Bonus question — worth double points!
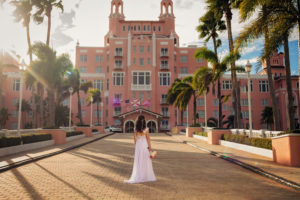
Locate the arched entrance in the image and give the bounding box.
[147,121,157,133]
[125,121,134,133]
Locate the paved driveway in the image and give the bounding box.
[0,133,299,199]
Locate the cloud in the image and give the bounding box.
[175,0,201,9]
[59,9,76,29]
[52,26,74,48]
[75,0,84,9]
[236,57,259,66]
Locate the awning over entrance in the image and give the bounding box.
[116,108,164,133]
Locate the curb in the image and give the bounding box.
[0,133,115,174]
[166,132,300,191]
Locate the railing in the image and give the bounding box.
[113,111,122,116]
[114,64,123,69]
[0,127,76,137]
[161,112,170,117]
[131,84,152,91]
[160,99,168,104]
[115,52,123,57]
[160,65,169,70]
[160,52,169,57]
[229,129,282,138]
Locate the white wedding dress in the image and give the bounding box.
[125,128,156,184]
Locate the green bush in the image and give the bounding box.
[42,126,59,129]
[190,123,201,127]
[0,133,52,148]
[76,124,89,127]
[66,131,83,137]
[222,134,272,150]
[194,132,208,137]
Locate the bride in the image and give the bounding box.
[125,115,156,184]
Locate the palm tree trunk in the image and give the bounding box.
[193,93,197,125]
[26,24,32,63]
[283,35,295,130]
[97,102,100,124]
[264,31,280,130]
[48,89,55,127]
[39,84,44,127]
[77,91,83,125]
[46,11,51,46]
[225,9,241,128]
[31,86,36,128]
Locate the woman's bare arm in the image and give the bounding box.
[145,129,152,151]
[134,132,137,144]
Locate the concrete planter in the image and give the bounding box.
[75,126,92,137]
[272,134,300,167]
[66,134,85,142]
[186,127,202,137]
[208,129,230,145]
[94,126,104,134]
[175,126,186,134]
[220,140,273,158]
[0,140,54,157]
[40,129,66,145]
[193,134,208,142]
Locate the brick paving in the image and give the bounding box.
[0,133,299,199]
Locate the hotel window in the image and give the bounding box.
[133,58,136,65]
[133,92,136,99]
[139,58,144,66]
[29,111,33,118]
[196,58,203,63]
[161,48,168,56]
[115,60,122,68]
[113,72,124,86]
[159,73,170,86]
[147,58,151,65]
[132,72,151,86]
[147,25,150,31]
[13,79,20,91]
[198,110,205,118]
[12,110,18,117]
[134,25,136,31]
[94,110,102,118]
[79,66,87,73]
[13,98,18,105]
[81,110,86,118]
[162,107,169,116]
[114,107,121,116]
[222,80,232,90]
[223,104,228,110]
[80,98,85,106]
[147,92,151,99]
[158,26,161,32]
[183,111,187,118]
[147,46,150,52]
[139,46,144,53]
[128,26,130,31]
[143,25,146,31]
[115,93,122,101]
[197,98,204,106]
[96,66,103,73]
[213,99,218,106]
[96,55,103,63]
[106,54,109,61]
[180,56,188,63]
[139,93,144,101]
[174,66,177,73]
[242,111,249,119]
[138,25,141,31]
[115,48,122,56]
[180,67,188,74]
[80,55,87,62]
[94,80,104,91]
[174,55,177,61]
[261,99,269,106]
[123,26,125,31]
[259,80,269,92]
[133,45,136,52]
[213,111,218,118]
[62,99,69,106]
[161,60,168,68]
[241,99,248,106]
[153,26,156,31]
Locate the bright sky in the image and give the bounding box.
[0,0,298,73]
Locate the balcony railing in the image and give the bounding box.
[113,111,122,116]
[131,84,152,91]
[160,126,170,130]
[160,52,169,57]
[160,64,169,70]
[160,99,168,104]
[161,112,170,117]
[115,52,123,57]
[114,64,123,69]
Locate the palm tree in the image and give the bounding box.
[11,0,33,63]
[16,99,31,127]
[223,115,234,129]
[86,89,101,125]
[32,0,64,46]
[196,10,226,128]
[29,42,72,127]
[66,68,92,125]
[0,108,10,129]
[24,71,38,128]
[206,0,242,128]
[235,0,289,130]
[261,106,274,130]
[194,47,234,128]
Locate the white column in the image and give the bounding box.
[152,33,156,67]
[17,71,24,144]
[247,72,252,137]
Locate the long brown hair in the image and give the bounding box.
[136,115,146,132]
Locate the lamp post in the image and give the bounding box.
[245,61,252,137]
[90,96,93,127]
[17,60,26,144]
[68,87,73,131]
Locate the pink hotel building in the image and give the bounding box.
[2,0,299,132]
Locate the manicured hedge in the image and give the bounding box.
[222,134,272,150]
[0,133,52,148]
[76,124,90,127]
[194,132,208,137]
[66,131,83,137]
